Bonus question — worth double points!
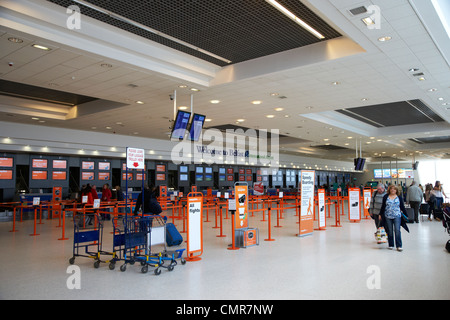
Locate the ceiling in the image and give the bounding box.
[0,0,449,165]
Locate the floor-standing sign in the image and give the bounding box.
[186,192,203,261]
[235,182,248,229]
[348,188,361,222]
[126,147,145,217]
[298,170,315,237]
[317,188,326,230]
[363,188,372,219]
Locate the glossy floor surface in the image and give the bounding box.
[1,205,449,300]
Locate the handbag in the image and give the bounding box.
[376,227,387,244]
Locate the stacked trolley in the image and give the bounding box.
[69,211,115,268]
[111,214,185,275]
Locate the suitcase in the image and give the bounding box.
[420,203,429,214]
[405,207,414,223]
[166,223,183,246]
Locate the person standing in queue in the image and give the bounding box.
[379,185,409,251]
[406,181,423,223]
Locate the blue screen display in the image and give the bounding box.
[188,113,206,141]
[171,111,191,140]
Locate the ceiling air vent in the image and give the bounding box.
[349,6,368,16]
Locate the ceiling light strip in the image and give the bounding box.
[71,0,232,64]
[265,0,325,39]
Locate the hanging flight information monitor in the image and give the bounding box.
[188,113,206,141]
[170,110,191,141]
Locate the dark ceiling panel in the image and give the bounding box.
[336,99,444,127]
[46,0,341,66]
[409,136,450,144]
[0,79,97,106]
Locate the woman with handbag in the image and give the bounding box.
[379,185,409,251]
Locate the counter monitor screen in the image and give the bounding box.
[170,110,191,141]
[188,113,206,141]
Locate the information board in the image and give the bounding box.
[348,188,361,221]
[299,170,315,237]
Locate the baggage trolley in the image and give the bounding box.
[111,215,160,273]
[145,215,186,274]
[69,212,115,268]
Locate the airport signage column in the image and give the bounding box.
[317,188,326,230]
[348,187,361,222]
[186,192,204,261]
[298,170,315,237]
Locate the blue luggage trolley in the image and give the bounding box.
[111,215,161,274]
[69,212,115,268]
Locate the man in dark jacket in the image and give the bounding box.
[133,185,161,215]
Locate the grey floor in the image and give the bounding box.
[1,205,449,300]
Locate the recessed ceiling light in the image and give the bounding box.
[105,126,112,129]
[8,37,23,43]
[284,115,290,118]
[178,85,187,88]
[378,36,392,42]
[178,106,188,110]
[31,117,39,120]
[409,68,419,72]
[347,136,353,139]
[237,119,245,122]
[428,88,437,92]
[332,81,339,85]
[362,17,375,26]
[136,100,144,104]
[265,0,325,39]
[270,93,279,96]
[418,77,426,81]
[31,44,51,51]
[361,98,369,101]
[323,138,329,141]
[274,107,284,111]
[210,100,220,104]
[91,126,97,129]
[205,118,212,122]
[438,97,444,101]
[190,88,200,92]
[266,115,275,118]
[251,100,262,105]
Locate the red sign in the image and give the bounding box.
[253,182,264,195]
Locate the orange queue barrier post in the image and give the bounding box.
[58,208,69,241]
[331,198,342,227]
[30,205,40,236]
[213,202,220,229]
[227,209,239,251]
[264,202,275,241]
[274,200,282,228]
[216,202,226,238]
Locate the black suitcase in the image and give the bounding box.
[405,207,415,223]
[420,203,429,214]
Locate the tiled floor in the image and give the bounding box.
[1,206,449,300]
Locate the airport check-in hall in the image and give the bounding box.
[0,0,449,302]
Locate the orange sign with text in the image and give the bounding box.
[235,184,248,229]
